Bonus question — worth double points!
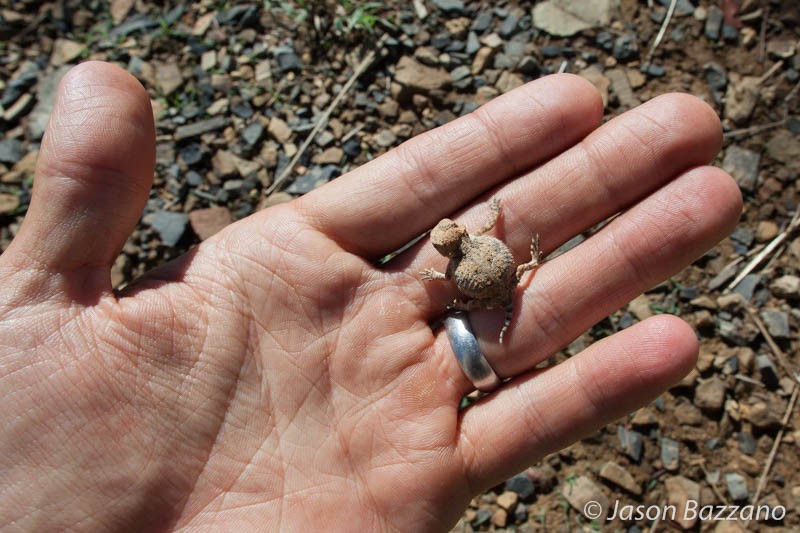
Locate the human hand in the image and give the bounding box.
[0,62,740,531]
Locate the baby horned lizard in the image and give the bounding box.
[420,198,541,343]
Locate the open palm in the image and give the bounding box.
[0,62,740,531]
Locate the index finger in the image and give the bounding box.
[294,74,603,260]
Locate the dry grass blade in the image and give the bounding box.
[643,0,678,68]
[746,306,799,384]
[265,34,388,196]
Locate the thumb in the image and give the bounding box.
[2,61,155,300]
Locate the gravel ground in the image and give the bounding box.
[1,1,799,531]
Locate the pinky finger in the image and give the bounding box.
[456,314,697,492]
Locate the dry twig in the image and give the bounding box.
[643,0,678,68]
[751,385,799,506]
[746,306,799,384]
[726,209,800,292]
[265,34,388,196]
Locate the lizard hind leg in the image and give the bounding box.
[516,233,542,282]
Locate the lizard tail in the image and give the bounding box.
[499,304,513,344]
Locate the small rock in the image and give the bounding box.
[147,211,188,247]
[767,38,797,60]
[579,66,610,107]
[242,122,265,151]
[760,309,790,339]
[154,62,183,96]
[743,396,784,430]
[771,275,800,299]
[695,377,726,411]
[606,68,639,109]
[0,139,23,164]
[717,292,746,312]
[612,34,639,61]
[665,476,700,529]
[51,38,84,66]
[275,49,303,72]
[189,207,232,240]
[561,476,609,521]
[506,472,535,499]
[725,472,749,501]
[765,130,800,171]
[631,407,659,427]
[724,76,759,125]
[496,490,518,510]
[756,354,780,389]
[315,130,335,148]
[718,318,759,346]
[179,143,203,166]
[374,129,397,148]
[201,50,217,71]
[490,508,508,528]
[628,294,653,321]
[479,32,504,48]
[657,0,694,16]
[737,432,757,455]
[532,0,616,37]
[721,146,760,191]
[471,11,493,32]
[174,116,228,141]
[517,56,541,75]
[268,117,293,144]
[732,274,761,301]
[473,508,491,527]
[495,71,524,93]
[705,5,723,40]
[617,426,644,462]
[599,461,641,495]
[394,56,452,94]
[471,46,496,74]
[286,165,339,194]
[499,13,520,37]
[0,193,20,215]
[661,437,680,471]
[212,150,239,178]
[675,400,704,426]
[432,0,465,14]
[755,220,779,243]
[312,147,343,165]
[28,66,71,140]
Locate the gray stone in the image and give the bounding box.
[733,274,761,301]
[661,437,680,471]
[505,473,535,499]
[756,354,780,389]
[466,31,481,54]
[532,0,616,37]
[432,0,465,14]
[174,116,228,141]
[705,5,723,40]
[0,139,23,164]
[658,0,694,16]
[471,12,493,32]
[286,165,339,194]
[765,130,800,171]
[725,472,749,501]
[618,426,644,462]
[737,432,757,455]
[178,143,203,166]
[147,211,188,247]
[613,33,639,61]
[724,76,759,125]
[722,146,760,191]
[760,310,790,339]
[517,56,541,75]
[499,14,519,37]
[718,317,759,346]
[242,122,265,150]
[28,66,71,140]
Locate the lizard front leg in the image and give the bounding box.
[474,197,501,236]
[516,233,541,282]
[420,268,448,281]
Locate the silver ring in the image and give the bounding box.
[444,311,501,392]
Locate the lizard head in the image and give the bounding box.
[430,219,466,258]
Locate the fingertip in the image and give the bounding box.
[634,314,699,383]
[645,92,724,160]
